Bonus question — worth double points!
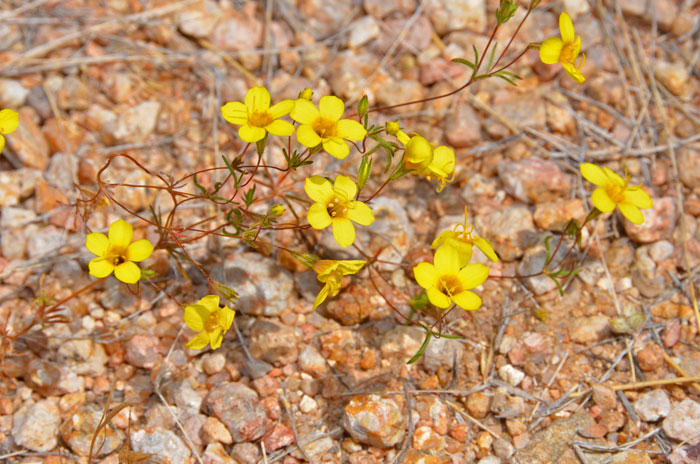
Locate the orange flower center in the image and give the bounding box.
[249,110,273,128]
[105,247,127,266]
[439,274,463,297]
[605,183,626,204]
[204,311,220,333]
[560,43,577,64]
[326,196,349,219]
[312,117,337,139]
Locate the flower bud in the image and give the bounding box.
[298,88,313,100]
[268,204,285,217]
[385,121,400,136]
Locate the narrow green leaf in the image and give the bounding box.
[407,330,431,364]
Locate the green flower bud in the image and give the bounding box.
[268,204,285,217]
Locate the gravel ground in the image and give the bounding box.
[0,0,699,464]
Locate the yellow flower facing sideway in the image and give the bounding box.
[413,246,490,310]
[432,207,498,267]
[392,126,454,191]
[305,175,375,248]
[184,295,235,350]
[221,86,294,143]
[539,12,586,83]
[290,95,367,159]
[312,259,366,308]
[423,145,455,192]
[86,219,154,284]
[580,163,653,225]
[0,108,19,154]
[396,130,433,173]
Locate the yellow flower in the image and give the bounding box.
[413,246,489,310]
[396,130,433,173]
[0,108,19,154]
[305,175,375,248]
[290,95,367,159]
[423,145,455,192]
[184,295,235,350]
[221,86,295,143]
[580,163,653,225]
[539,12,586,83]
[312,259,366,308]
[432,207,498,266]
[86,219,154,284]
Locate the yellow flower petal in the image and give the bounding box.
[603,167,624,187]
[337,260,366,274]
[114,261,141,284]
[199,295,221,312]
[473,236,499,263]
[221,101,248,126]
[308,203,332,229]
[86,232,110,256]
[396,130,410,145]
[318,95,344,122]
[218,306,235,332]
[624,188,653,209]
[580,163,608,186]
[332,217,356,248]
[434,246,461,274]
[290,99,319,125]
[559,12,575,43]
[108,220,133,251]
[185,331,210,350]
[0,135,4,154]
[305,176,334,203]
[126,239,154,262]
[561,62,586,83]
[453,290,482,311]
[184,304,210,332]
[457,263,489,290]
[431,146,455,175]
[431,231,453,249]
[245,86,270,112]
[313,283,331,309]
[268,99,294,119]
[296,124,322,147]
[322,137,350,159]
[333,175,357,200]
[618,203,645,225]
[89,257,115,278]
[238,124,267,143]
[265,119,294,137]
[592,187,616,212]
[209,328,224,350]
[446,240,473,267]
[0,109,19,134]
[405,136,433,166]
[336,119,367,141]
[571,35,582,59]
[539,36,564,64]
[427,287,451,308]
[413,262,438,289]
[347,201,374,226]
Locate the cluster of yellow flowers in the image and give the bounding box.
[221,87,366,160]
[62,8,655,353]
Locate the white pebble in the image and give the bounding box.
[299,395,317,414]
[498,364,525,387]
